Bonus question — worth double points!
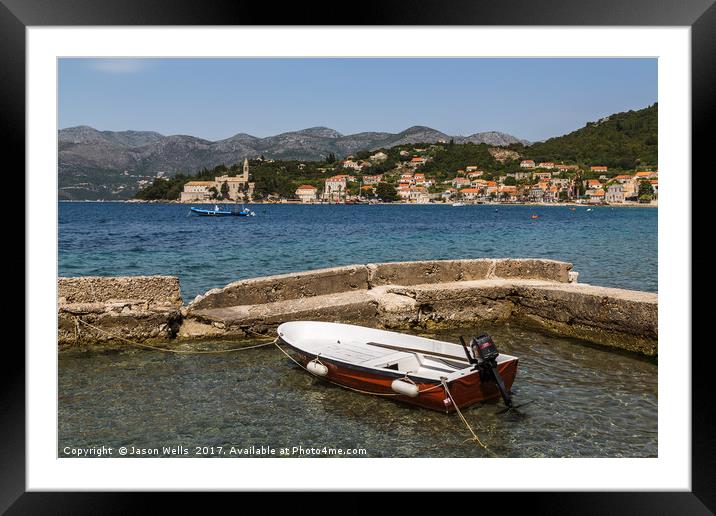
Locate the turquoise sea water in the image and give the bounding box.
[59,202,657,300]
[58,202,658,458]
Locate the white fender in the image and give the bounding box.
[307,360,328,377]
[391,378,419,398]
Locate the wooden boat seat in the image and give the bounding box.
[318,340,419,370]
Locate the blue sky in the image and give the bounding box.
[58,58,657,142]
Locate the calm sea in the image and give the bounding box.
[59,324,657,458]
[59,202,657,300]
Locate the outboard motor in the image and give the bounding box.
[470,334,513,408]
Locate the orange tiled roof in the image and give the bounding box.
[185,181,214,186]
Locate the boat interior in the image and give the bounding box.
[279,321,517,382]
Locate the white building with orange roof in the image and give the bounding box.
[535,171,552,181]
[452,177,472,188]
[520,160,535,169]
[588,188,606,203]
[362,174,383,185]
[295,185,318,203]
[544,185,560,202]
[613,174,634,184]
[537,162,555,169]
[459,187,480,201]
[506,171,531,181]
[408,186,430,203]
[556,164,580,172]
[407,156,428,168]
[499,185,518,201]
[550,177,570,188]
[396,184,412,200]
[590,165,608,173]
[649,179,658,198]
[323,175,348,201]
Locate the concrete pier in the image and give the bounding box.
[58,259,658,356]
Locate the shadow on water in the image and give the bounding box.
[58,323,657,458]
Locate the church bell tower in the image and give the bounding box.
[242,158,249,181]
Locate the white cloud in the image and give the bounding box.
[88,59,153,74]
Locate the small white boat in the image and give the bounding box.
[277,321,518,412]
[452,202,466,207]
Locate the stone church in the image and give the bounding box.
[180,159,256,202]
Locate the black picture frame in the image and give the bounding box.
[6,0,712,511]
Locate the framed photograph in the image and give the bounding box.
[8,0,712,510]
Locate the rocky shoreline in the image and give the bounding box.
[58,259,658,356]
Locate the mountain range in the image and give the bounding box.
[58,125,528,200]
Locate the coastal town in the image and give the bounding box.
[175,149,658,206]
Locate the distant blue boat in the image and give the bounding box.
[190,205,255,217]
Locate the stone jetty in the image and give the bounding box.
[58,259,658,356]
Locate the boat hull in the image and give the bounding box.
[190,207,251,217]
[279,337,518,413]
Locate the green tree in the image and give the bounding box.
[638,179,654,203]
[220,181,230,200]
[503,176,517,186]
[375,182,398,202]
[638,179,654,197]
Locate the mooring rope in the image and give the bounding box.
[72,317,493,451]
[441,378,491,452]
[73,317,275,354]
